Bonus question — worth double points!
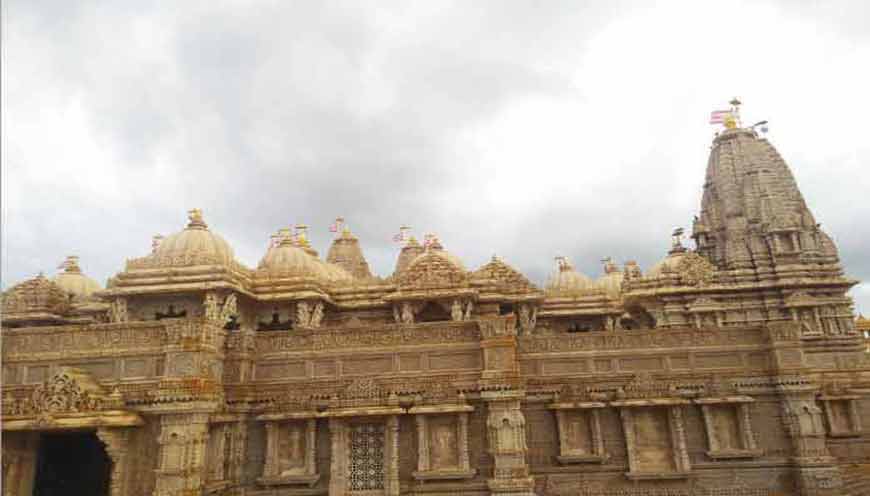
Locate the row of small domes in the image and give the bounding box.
[48,209,687,296]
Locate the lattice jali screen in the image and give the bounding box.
[349,423,385,491]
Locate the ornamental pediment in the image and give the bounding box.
[397,252,469,290]
[471,257,537,292]
[1,275,70,317]
[2,367,142,430]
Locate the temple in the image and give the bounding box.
[3,110,869,496]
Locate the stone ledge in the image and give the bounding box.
[706,449,763,460]
[556,454,608,464]
[625,471,691,481]
[412,468,477,481]
[257,473,320,487]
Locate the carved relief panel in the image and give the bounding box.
[413,412,475,480]
[552,405,607,464]
[259,419,318,487]
[820,397,862,437]
[618,405,691,479]
[696,398,761,459]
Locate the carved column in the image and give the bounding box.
[778,385,844,496]
[416,415,430,471]
[328,418,348,495]
[458,412,471,470]
[483,390,535,496]
[1,432,39,496]
[385,415,400,496]
[97,427,132,496]
[153,413,210,496]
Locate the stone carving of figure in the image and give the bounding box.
[517,304,537,335]
[220,294,238,324]
[799,309,816,336]
[431,422,457,469]
[451,299,463,321]
[464,300,473,320]
[393,305,401,324]
[401,302,415,324]
[296,302,311,327]
[203,292,221,321]
[310,302,324,328]
[109,298,128,323]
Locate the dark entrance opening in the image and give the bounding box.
[34,431,111,496]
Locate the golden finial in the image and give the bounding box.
[295,224,310,246]
[725,97,742,129]
[187,208,206,229]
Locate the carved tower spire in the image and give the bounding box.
[692,115,841,277]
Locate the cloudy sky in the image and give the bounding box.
[3,1,869,313]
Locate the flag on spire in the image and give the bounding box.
[709,109,731,124]
[329,217,344,233]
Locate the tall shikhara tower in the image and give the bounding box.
[693,126,841,277]
[626,114,858,336]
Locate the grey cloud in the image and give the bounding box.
[3,0,868,315]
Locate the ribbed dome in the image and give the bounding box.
[647,248,687,278]
[258,236,351,282]
[53,256,101,299]
[546,258,593,292]
[153,209,235,265]
[594,259,623,297]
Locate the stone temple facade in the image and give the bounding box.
[2,123,870,496]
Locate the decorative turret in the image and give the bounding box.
[394,236,424,275]
[53,256,101,300]
[692,103,840,274]
[326,226,373,279]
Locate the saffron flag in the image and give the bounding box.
[709,110,731,124]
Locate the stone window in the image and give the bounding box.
[412,412,475,481]
[328,416,400,496]
[550,403,607,464]
[258,419,319,487]
[696,397,762,459]
[819,396,862,437]
[615,402,691,480]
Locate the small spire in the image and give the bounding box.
[555,256,573,271]
[277,228,294,246]
[670,227,687,254]
[58,255,82,273]
[151,234,164,254]
[186,208,207,229]
[295,224,310,246]
[601,256,619,274]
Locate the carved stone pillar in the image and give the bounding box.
[328,418,348,495]
[779,386,844,496]
[1,432,39,496]
[153,413,210,496]
[97,427,132,496]
[385,415,400,496]
[483,390,535,496]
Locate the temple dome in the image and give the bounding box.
[595,258,623,297]
[646,248,687,278]
[546,258,593,292]
[258,235,351,282]
[53,256,101,299]
[152,209,235,266]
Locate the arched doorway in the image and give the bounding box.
[33,431,111,496]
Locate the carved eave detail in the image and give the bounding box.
[2,368,143,431]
